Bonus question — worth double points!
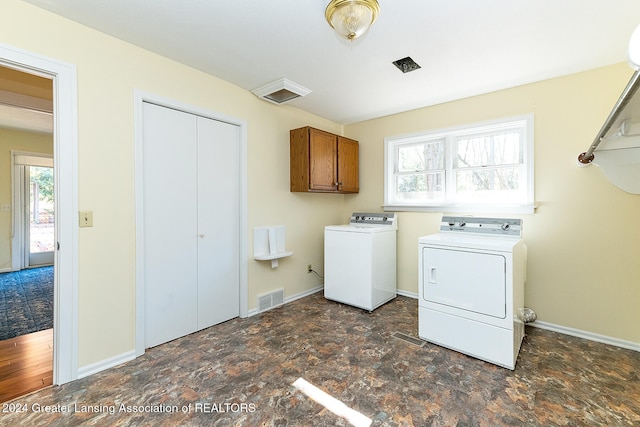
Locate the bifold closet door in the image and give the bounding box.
[142,103,240,349]
[143,103,199,347]
[196,116,240,328]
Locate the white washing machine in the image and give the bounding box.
[324,213,397,311]
[418,216,527,369]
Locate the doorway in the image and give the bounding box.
[0,67,55,401]
[0,45,79,388]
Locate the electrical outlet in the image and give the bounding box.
[307,264,312,273]
[79,210,93,228]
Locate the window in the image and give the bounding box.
[384,115,534,213]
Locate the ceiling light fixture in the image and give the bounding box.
[325,0,380,41]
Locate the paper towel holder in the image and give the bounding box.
[253,226,293,268]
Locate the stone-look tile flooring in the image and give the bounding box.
[1,293,639,426]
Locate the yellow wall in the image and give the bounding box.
[0,128,53,269]
[345,63,640,343]
[2,0,638,373]
[1,0,347,367]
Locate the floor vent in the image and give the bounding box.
[257,288,285,312]
[392,331,425,347]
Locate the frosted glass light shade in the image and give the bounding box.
[325,0,380,41]
[630,24,640,69]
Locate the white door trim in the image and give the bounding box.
[133,90,248,357]
[0,43,79,384]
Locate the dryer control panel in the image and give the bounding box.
[440,216,522,237]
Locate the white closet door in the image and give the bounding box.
[143,103,241,348]
[143,102,199,348]
[196,116,240,327]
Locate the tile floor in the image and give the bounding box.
[1,293,639,426]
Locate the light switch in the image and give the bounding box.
[79,211,93,227]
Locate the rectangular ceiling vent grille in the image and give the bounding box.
[265,88,300,104]
[392,56,421,73]
[252,78,311,104]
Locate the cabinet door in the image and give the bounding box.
[309,128,338,191]
[337,136,359,193]
[289,127,310,192]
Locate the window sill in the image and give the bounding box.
[382,204,537,215]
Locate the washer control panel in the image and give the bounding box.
[440,216,522,237]
[349,212,397,227]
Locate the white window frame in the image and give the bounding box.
[383,114,535,214]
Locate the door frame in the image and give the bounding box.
[0,43,79,384]
[133,90,248,357]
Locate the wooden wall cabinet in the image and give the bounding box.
[290,126,359,193]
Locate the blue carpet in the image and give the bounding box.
[0,266,53,340]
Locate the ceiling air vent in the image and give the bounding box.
[251,78,311,104]
[392,56,421,73]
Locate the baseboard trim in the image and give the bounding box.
[397,291,638,352]
[77,349,136,379]
[79,289,637,381]
[247,285,324,317]
[397,289,418,299]
[81,287,324,378]
[528,320,640,352]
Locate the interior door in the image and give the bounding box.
[143,103,199,347]
[143,102,240,348]
[196,116,240,328]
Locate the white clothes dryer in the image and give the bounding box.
[418,216,527,369]
[324,213,397,311]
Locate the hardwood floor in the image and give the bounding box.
[0,328,52,403]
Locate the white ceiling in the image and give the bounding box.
[0,104,52,133]
[22,0,640,124]
[0,88,53,133]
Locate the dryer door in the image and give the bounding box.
[422,247,506,318]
